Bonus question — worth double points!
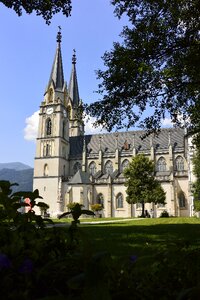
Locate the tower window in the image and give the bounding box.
[44,164,49,176]
[46,118,52,136]
[44,144,51,157]
[62,121,66,138]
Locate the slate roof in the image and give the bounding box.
[69,169,91,184]
[69,128,185,159]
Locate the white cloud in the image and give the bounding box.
[24,111,106,142]
[24,110,39,141]
[84,116,107,135]
[161,117,173,127]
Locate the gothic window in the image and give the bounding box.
[121,159,129,172]
[97,193,104,208]
[178,192,186,208]
[89,161,97,176]
[104,160,113,175]
[157,157,166,172]
[46,118,52,136]
[175,156,184,171]
[44,164,49,176]
[62,121,66,138]
[63,165,66,178]
[116,193,123,208]
[73,162,81,174]
[44,143,51,157]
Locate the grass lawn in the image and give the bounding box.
[75,217,200,260]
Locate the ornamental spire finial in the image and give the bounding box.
[57,26,62,44]
[72,49,76,64]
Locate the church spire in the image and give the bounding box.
[68,49,80,107]
[47,27,65,91]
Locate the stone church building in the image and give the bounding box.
[33,31,195,218]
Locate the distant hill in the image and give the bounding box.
[0,162,32,171]
[0,163,33,192]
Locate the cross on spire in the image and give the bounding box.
[57,26,62,44]
[72,49,76,64]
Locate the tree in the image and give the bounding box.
[124,154,166,217]
[86,0,200,133]
[0,0,72,24]
[192,136,200,210]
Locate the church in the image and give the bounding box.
[33,30,195,218]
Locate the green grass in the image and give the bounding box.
[76,217,200,260]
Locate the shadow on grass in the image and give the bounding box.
[80,222,200,260]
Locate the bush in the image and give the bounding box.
[160,210,169,217]
[194,200,200,212]
[90,204,103,212]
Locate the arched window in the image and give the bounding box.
[63,165,66,178]
[89,161,97,176]
[44,143,51,157]
[104,160,113,175]
[73,162,81,174]
[116,193,123,208]
[97,193,104,208]
[175,156,184,171]
[178,192,186,208]
[62,121,66,138]
[121,159,129,172]
[157,157,166,172]
[46,118,52,136]
[44,164,48,176]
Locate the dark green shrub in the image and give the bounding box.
[159,210,169,217]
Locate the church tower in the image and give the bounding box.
[33,29,69,216]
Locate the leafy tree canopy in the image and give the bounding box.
[86,0,200,132]
[124,154,166,216]
[0,0,72,24]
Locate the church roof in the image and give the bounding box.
[47,29,65,91]
[68,50,80,107]
[69,169,91,184]
[69,128,185,158]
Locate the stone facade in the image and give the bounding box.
[33,32,195,218]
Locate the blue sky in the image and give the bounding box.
[0,0,172,167]
[0,1,127,167]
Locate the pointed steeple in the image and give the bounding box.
[48,27,65,91]
[68,49,80,107]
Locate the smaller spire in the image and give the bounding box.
[69,49,80,107]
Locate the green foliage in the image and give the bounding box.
[194,200,200,212]
[86,0,200,132]
[159,210,170,218]
[91,204,103,212]
[1,180,200,299]
[124,155,166,215]
[60,203,94,223]
[1,0,72,24]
